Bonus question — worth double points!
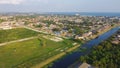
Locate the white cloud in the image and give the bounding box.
[0,0,25,5]
[29,0,49,4]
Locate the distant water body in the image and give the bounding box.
[45,12,120,17]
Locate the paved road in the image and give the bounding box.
[23,26,49,34]
[23,26,67,39]
[0,26,48,47]
[0,36,37,46]
[0,26,59,47]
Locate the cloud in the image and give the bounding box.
[0,0,49,5]
[29,0,49,4]
[0,0,25,5]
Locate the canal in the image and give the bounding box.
[49,27,120,68]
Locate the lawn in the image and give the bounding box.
[0,37,74,68]
[0,28,40,43]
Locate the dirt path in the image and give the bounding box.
[0,36,37,46]
[89,25,119,39]
[23,26,49,34]
[32,44,80,68]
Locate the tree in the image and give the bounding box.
[52,28,60,32]
[0,19,4,23]
[38,38,46,47]
[79,35,120,68]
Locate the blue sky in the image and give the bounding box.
[0,0,120,12]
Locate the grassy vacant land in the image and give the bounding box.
[0,36,74,68]
[0,28,39,43]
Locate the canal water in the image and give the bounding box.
[49,27,120,68]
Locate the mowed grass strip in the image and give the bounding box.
[0,37,74,68]
[0,28,40,43]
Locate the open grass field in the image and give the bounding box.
[0,28,40,43]
[0,36,74,68]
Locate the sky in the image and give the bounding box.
[0,0,120,12]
